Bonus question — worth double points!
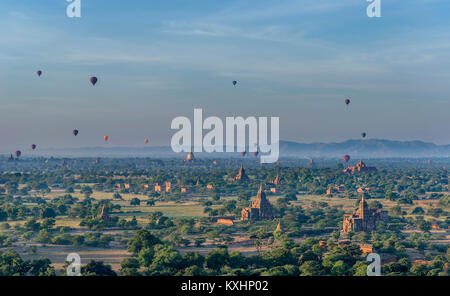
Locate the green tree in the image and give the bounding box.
[331,260,349,276]
[127,229,161,255]
[30,258,56,276]
[184,265,205,276]
[130,198,141,206]
[149,245,183,273]
[299,261,323,276]
[0,250,30,276]
[181,252,205,269]
[389,205,402,217]
[0,209,7,222]
[138,248,155,267]
[80,186,93,199]
[120,258,140,276]
[36,229,52,244]
[81,260,117,276]
[411,207,425,215]
[352,261,368,276]
[206,248,229,271]
[41,218,56,229]
[41,208,57,219]
[24,218,41,232]
[113,193,123,200]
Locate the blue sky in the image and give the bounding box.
[1,0,450,152]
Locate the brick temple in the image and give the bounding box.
[241,185,274,220]
[343,160,377,174]
[234,162,249,182]
[342,194,387,233]
[184,152,195,162]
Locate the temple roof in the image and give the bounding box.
[357,194,369,218]
[274,174,280,185]
[185,152,195,161]
[252,184,268,207]
[276,220,283,231]
[235,162,249,181]
[356,160,366,167]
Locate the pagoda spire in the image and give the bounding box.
[255,183,268,203]
[276,219,283,232]
[359,193,368,218]
[234,161,249,181]
[185,151,195,162]
[274,174,281,186]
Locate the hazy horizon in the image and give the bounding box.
[2,138,449,159]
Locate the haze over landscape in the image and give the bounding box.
[20,139,450,158]
[1,0,450,153]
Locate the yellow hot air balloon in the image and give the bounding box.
[144,138,149,144]
[104,136,109,142]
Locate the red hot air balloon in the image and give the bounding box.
[15,151,22,158]
[343,155,350,163]
[104,136,109,142]
[31,144,37,150]
[90,77,98,86]
[37,70,42,77]
[73,129,79,136]
[345,99,350,105]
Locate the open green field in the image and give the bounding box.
[117,202,208,218]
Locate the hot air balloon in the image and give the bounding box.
[15,151,21,158]
[361,132,367,138]
[73,129,79,136]
[343,155,350,163]
[232,80,237,86]
[144,138,149,144]
[104,136,109,142]
[345,99,350,105]
[31,144,37,150]
[90,77,98,86]
[37,70,42,77]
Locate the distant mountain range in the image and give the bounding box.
[16,139,450,158]
[279,139,450,158]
